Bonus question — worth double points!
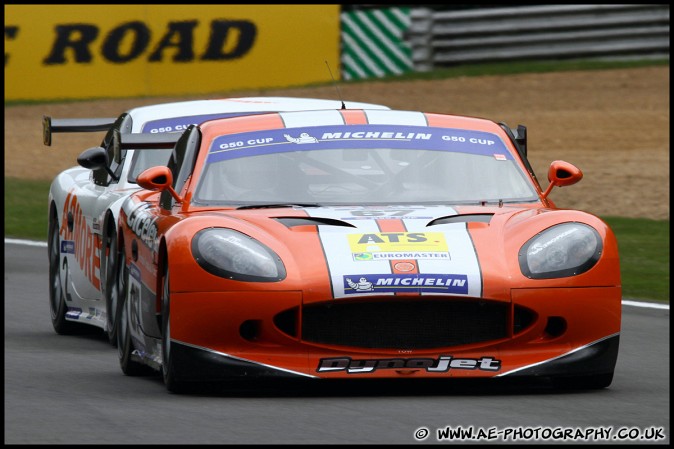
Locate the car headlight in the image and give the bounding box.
[519,223,602,279]
[192,228,286,282]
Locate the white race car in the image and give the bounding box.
[46,97,390,345]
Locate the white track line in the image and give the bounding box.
[621,300,669,310]
[5,238,669,310]
[6,238,47,247]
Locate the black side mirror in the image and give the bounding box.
[77,146,119,181]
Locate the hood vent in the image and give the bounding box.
[427,214,493,226]
[274,217,356,229]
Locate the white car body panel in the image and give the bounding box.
[48,97,389,332]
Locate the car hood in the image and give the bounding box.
[190,203,601,302]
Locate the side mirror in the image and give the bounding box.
[136,166,182,203]
[77,146,108,170]
[77,146,119,181]
[541,160,583,200]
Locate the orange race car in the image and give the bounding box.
[114,107,621,393]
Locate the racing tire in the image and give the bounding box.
[48,211,78,334]
[161,263,184,393]
[117,248,152,376]
[104,229,122,346]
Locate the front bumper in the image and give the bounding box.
[168,333,619,385]
[168,286,621,383]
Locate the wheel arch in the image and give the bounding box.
[48,168,86,226]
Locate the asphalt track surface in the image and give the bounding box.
[5,242,670,444]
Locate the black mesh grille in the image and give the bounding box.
[300,298,509,349]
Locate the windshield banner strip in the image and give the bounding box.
[142,112,272,134]
[207,125,511,163]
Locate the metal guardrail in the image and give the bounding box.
[407,4,669,71]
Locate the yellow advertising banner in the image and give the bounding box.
[5,5,341,101]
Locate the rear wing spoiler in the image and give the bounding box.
[74,129,184,182]
[42,116,116,146]
[111,129,183,163]
[44,113,183,164]
[112,129,182,150]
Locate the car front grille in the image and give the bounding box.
[274,298,520,350]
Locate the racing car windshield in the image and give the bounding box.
[194,125,539,206]
[128,112,278,183]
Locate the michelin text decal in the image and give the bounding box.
[208,125,509,163]
[343,274,468,294]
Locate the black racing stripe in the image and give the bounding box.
[462,221,484,298]
[303,209,336,299]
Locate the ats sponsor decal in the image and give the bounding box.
[124,201,159,253]
[349,232,449,261]
[317,355,501,374]
[60,190,101,290]
[207,125,509,163]
[344,274,468,295]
